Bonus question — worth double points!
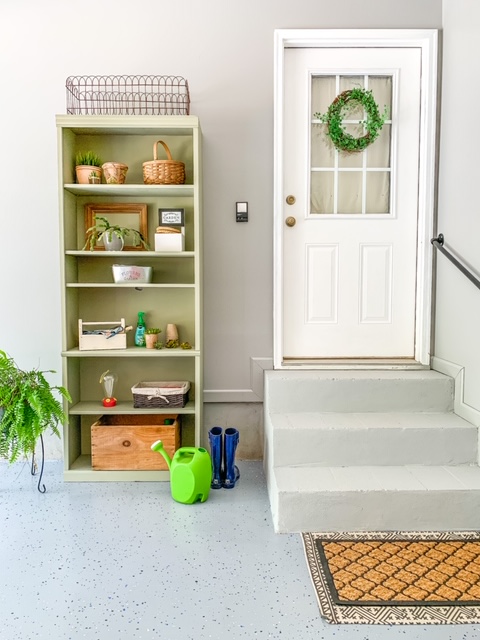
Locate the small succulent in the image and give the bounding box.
[146,328,161,335]
[75,150,102,167]
[180,342,192,350]
[165,339,179,349]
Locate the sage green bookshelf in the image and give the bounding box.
[56,115,202,481]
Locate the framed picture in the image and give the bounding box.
[158,208,185,227]
[85,203,148,251]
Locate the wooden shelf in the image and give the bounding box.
[63,183,194,197]
[66,283,196,288]
[65,455,170,482]
[62,347,199,357]
[69,401,197,415]
[65,250,195,258]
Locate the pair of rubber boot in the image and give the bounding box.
[208,427,240,489]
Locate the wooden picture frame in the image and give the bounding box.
[85,203,148,251]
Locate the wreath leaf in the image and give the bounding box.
[314,88,388,153]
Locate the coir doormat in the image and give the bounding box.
[302,531,480,624]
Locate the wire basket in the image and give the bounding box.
[66,75,190,115]
[143,140,185,185]
[131,381,190,408]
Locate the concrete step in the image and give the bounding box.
[268,411,477,467]
[270,464,480,533]
[264,370,454,413]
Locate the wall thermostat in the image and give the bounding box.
[236,202,248,222]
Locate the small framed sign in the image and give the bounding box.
[158,208,185,227]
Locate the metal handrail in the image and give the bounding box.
[431,234,480,291]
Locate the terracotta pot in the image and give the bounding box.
[76,165,102,185]
[166,324,179,341]
[102,162,128,184]
[145,333,159,349]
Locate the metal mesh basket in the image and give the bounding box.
[66,75,190,115]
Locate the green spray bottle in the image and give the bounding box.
[135,311,146,347]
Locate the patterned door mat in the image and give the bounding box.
[302,531,480,624]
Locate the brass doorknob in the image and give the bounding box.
[285,216,296,227]
[286,195,296,205]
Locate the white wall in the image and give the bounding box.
[435,0,480,417]
[0,0,442,457]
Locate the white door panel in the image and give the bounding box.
[283,47,421,359]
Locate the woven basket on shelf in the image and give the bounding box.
[142,140,185,185]
[131,381,190,408]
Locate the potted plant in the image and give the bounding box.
[83,215,150,251]
[75,151,102,184]
[145,328,161,349]
[0,350,71,485]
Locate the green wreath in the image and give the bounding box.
[314,88,387,153]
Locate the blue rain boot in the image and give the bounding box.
[222,427,240,489]
[208,426,224,489]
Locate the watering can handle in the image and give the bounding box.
[177,447,199,456]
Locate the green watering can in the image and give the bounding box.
[151,440,212,504]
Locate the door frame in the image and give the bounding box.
[273,29,438,369]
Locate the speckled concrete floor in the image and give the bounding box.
[1,460,480,640]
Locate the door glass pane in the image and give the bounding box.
[311,76,336,118]
[366,172,390,213]
[311,123,334,167]
[367,124,391,168]
[338,172,363,214]
[368,76,392,116]
[311,172,334,214]
[339,75,364,96]
[338,124,364,168]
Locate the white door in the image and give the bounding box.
[274,31,437,367]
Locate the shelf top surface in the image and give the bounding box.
[63,347,199,357]
[66,250,194,258]
[63,183,194,196]
[56,114,200,135]
[69,400,196,415]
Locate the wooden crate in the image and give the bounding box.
[91,414,180,471]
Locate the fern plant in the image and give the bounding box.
[0,351,71,463]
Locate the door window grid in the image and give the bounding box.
[310,74,393,216]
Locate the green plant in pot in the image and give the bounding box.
[83,215,150,251]
[0,350,71,490]
[145,328,161,349]
[75,150,102,184]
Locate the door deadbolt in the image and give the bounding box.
[285,216,296,227]
[286,195,296,205]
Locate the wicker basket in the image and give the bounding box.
[142,140,185,185]
[131,381,190,408]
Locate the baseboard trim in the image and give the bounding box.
[203,357,273,403]
[431,356,480,427]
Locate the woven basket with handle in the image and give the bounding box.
[142,140,185,185]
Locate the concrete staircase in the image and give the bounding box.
[264,370,480,533]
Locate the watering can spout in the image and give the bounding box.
[151,440,172,470]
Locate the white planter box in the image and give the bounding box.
[112,265,152,283]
